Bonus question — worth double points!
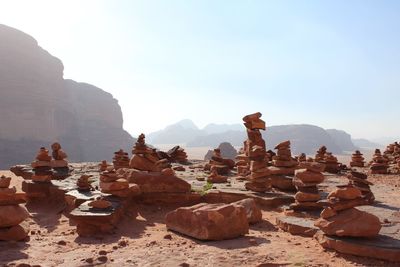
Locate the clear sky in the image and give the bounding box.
[1,0,400,140]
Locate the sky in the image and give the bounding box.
[1,0,400,140]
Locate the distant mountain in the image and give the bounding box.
[352,138,382,149]
[203,123,243,134]
[147,119,359,155]
[0,24,134,168]
[147,119,205,144]
[326,129,357,152]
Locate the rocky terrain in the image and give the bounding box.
[0,24,134,168]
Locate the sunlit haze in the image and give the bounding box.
[1,0,400,140]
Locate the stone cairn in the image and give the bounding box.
[113,149,130,170]
[167,146,188,163]
[315,181,381,238]
[347,171,374,204]
[31,147,53,182]
[50,142,69,170]
[207,165,228,183]
[350,150,365,167]
[323,152,340,173]
[76,175,93,192]
[271,140,298,175]
[130,133,170,172]
[369,149,389,174]
[0,175,30,241]
[242,112,271,193]
[315,146,327,163]
[99,170,131,197]
[99,160,110,172]
[205,148,235,175]
[236,146,250,177]
[291,162,325,211]
[297,153,307,163]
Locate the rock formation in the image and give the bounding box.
[315,146,327,163]
[315,183,381,237]
[204,142,237,161]
[347,171,374,203]
[369,149,389,174]
[0,24,134,168]
[297,153,307,163]
[204,148,235,175]
[350,150,365,167]
[0,175,29,241]
[269,140,298,175]
[291,162,325,211]
[31,147,53,182]
[112,149,130,170]
[242,113,272,193]
[324,152,340,173]
[167,146,188,163]
[99,170,139,198]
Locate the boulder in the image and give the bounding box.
[315,208,381,237]
[117,169,191,193]
[232,198,262,224]
[165,203,249,240]
[0,221,29,241]
[295,169,324,183]
[0,205,29,227]
[328,187,362,200]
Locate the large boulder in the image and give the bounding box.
[165,203,249,240]
[0,205,29,227]
[232,198,262,224]
[315,208,381,237]
[117,168,191,193]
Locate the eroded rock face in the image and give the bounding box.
[314,208,381,237]
[165,203,249,240]
[0,24,134,168]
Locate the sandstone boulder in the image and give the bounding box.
[315,208,381,237]
[232,198,262,224]
[165,203,249,240]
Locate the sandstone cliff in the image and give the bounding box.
[0,24,134,168]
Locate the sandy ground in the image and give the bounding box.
[1,169,399,267]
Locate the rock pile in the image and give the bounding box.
[369,149,389,174]
[242,113,271,193]
[207,166,228,183]
[31,147,53,182]
[0,175,29,241]
[167,146,188,163]
[130,134,170,171]
[99,160,110,172]
[315,146,327,163]
[291,162,325,211]
[77,175,93,192]
[324,152,340,173]
[50,142,69,170]
[297,153,307,163]
[113,149,130,169]
[350,150,365,167]
[99,170,139,198]
[347,171,374,204]
[315,185,381,237]
[270,140,298,175]
[205,148,235,175]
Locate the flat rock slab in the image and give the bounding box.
[276,216,318,237]
[315,230,400,262]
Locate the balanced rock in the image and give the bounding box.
[369,149,389,174]
[165,203,249,240]
[112,149,130,169]
[350,150,365,167]
[0,205,29,228]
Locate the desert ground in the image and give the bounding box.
[1,160,399,267]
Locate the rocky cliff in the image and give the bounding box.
[0,24,134,168]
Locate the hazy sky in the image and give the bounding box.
[1,0,400,139]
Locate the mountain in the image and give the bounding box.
[147,119,204,144]
[326,129,357,152]
[0,24,134,168]
[352,138,382,149]
[203,123,243,134]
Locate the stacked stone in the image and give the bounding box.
[350,150,365,167]
[113,149,130,169]
[315,146,327,163]
[369,149,389,174]
[130,134,170,172]
[167,146,188,163]
[99,170,130,197]
[242,112,271,193]
[0,176,29,241]
[324,152,340,173]
[50,142,69,170]
[207,166,228,183]
[99,160,110,172]
[76,175,93,192]
[315,181,381,238]
[297,153,307,163]
[347,171,374,204]
[236,145,250,176]
[205,148,235,175]
[291,162,325,211]
[31,147,53,182]
[271,140,298,175]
